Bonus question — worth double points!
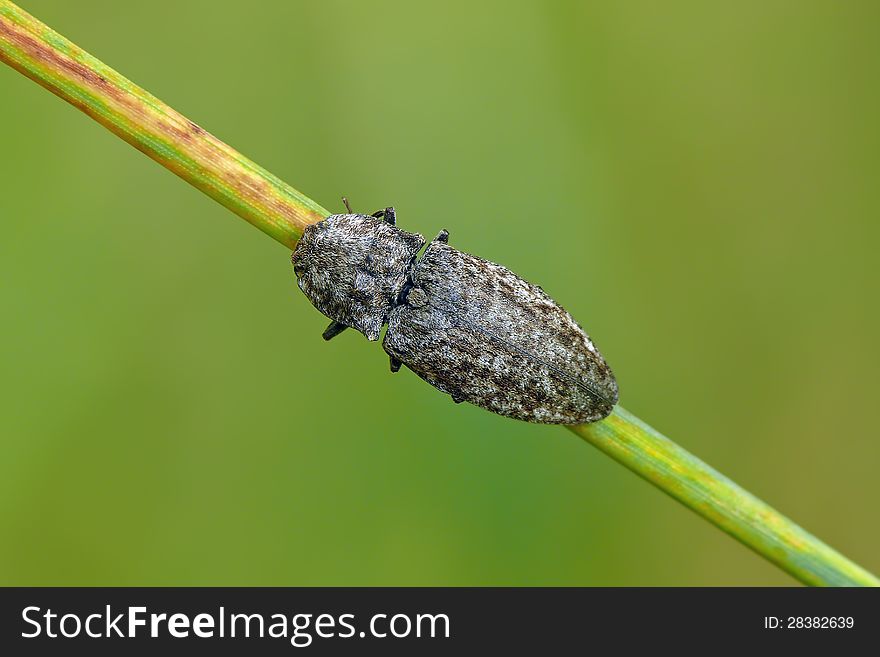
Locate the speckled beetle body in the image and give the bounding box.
[291,203,618,424]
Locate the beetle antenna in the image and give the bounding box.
[342,196,353,213]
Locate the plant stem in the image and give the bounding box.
[571,409,878,586]
[1,0,876,586]
[0,1,327,249]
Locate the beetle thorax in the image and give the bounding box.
[291,214,425,340]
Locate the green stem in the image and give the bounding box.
[0,0,327,249]
[571,409,878,586]
[1,0,876,586]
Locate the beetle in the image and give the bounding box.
[291,199,618,424]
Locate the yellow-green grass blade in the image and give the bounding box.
[0,0,328,249]
[572,408,878,586]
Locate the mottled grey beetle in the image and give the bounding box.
[291,199,618,424]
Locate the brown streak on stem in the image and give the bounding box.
[0,17,117,97]
[0,12,322,244]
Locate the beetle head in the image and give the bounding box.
[292,214,425,340]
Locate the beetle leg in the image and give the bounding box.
[341,196,354,213]
[372,207,396,226]
[389,356,402,373]
[434,229,449,244]
[322,321,348,341]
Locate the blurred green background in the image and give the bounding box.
[2,0,878,586]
